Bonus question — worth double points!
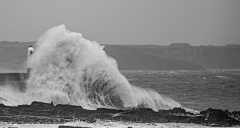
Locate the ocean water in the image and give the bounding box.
[0,25,239,113]
[122,70,240,112]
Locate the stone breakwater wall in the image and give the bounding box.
[0,72,29,91]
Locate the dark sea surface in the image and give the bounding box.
[121,70,240,112]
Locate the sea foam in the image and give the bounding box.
[1,25,181,111]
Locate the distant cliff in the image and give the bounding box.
[104,45,203,70]
[0,41,240,71]
[127,44,240,69]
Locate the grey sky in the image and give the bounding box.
[0,0,239,46]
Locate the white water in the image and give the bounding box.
[0,25,181,111]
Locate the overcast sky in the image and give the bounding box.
[0,0,239,46]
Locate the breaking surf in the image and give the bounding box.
[0,25,181,112]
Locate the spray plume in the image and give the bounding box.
[2,25,181,111]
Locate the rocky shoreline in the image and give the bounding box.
[0,101,239,127]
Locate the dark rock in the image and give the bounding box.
[30,101,55,110]
[232,111,240,121]
[0,101,239,126]
[201,108,240,126]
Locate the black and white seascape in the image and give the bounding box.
[0,25,240,128]
[0,25,181,110]
[0,1,240,128]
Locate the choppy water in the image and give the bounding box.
[122,70,240,112]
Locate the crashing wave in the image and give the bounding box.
[1,25,181,111]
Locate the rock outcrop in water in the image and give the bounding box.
[0,101,239,127]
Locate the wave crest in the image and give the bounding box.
[4,25,181,111]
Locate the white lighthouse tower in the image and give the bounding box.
[27,46,34,73]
